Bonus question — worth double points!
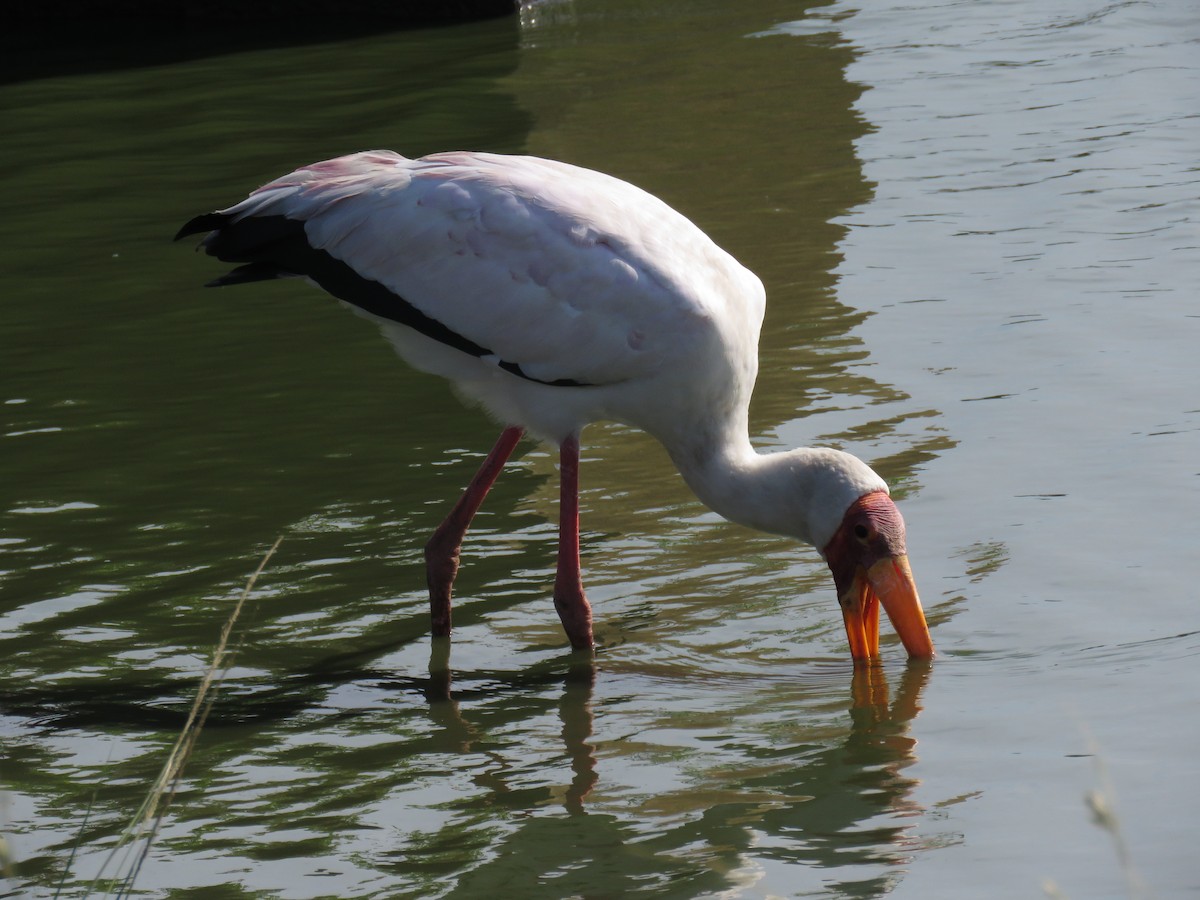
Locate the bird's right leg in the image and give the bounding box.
[553,433,595,652]
[426,426,524,637]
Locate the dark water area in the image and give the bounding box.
[2,1,1198,897]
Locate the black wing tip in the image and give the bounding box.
[174,212,230,242]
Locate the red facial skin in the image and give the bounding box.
[823,491,934,662]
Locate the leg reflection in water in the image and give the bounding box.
[422,638,597,814]
[559,658,598,814]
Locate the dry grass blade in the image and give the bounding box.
[1081,735,1151,900]
[85,537,283,898]
[1044,725,1154,900]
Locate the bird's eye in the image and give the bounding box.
[854,524,870,541]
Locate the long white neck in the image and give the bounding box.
[662,424,889,553]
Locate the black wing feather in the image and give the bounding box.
[175,210,590,388]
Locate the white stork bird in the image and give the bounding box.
[176,150,934,662]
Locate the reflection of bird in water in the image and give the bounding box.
[178,150,934,662]
[413,656,931,895]
[717,664,935,892]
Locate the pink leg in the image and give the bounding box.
[426,426,524,637]
[554,434,595,651]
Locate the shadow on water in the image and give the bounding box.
[0,624,562,730]
[0,5,518,86]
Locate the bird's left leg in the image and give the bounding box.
[554,433,595,651]
[426,426,524,637]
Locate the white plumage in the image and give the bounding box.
[178,150,933,661]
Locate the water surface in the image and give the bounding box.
[2,1,1197,897]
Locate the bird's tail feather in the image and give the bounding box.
[176,212,305,286]
[174,212,231,242]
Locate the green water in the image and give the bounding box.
[3,1,1198,897]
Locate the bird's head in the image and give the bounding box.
[678,445,935,663]
[820,488,934,663]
